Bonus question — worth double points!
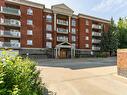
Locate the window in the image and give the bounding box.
[46,15,52,22]
[27,40,33,45]
[86,20,89,25]
[46,24,52,31]
[72,19,76,26]
[27,30,33,35]
[72,43,76,48]
[46,42,52,48]
[86,28,89,33]
[27,8,33,15]
[72,36,76,42]
[27,19,33,25]
[85,44,89,48]
[86,36,89,40]
[46,33,52,40]
[72,28,76,34]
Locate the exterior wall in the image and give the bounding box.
[117,49,127,77]
[0,0,110,58]
[78,17,92,49]
[20,5,44,48]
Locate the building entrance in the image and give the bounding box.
[55,42,75,59]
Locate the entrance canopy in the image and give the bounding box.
[55,42,75,58]
[56,42,74,48]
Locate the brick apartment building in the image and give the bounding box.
[0,0,110,58]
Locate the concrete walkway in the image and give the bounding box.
[37,57,127,95]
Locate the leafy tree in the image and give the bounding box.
[0,51,45,95]
[117,18,127,48]
[100,18,119,56]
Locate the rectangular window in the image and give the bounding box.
[27,19,33,25]
[46,15,52,22]
[72,36,76,42]
[72,19,76,26]
[46,33,52,40]
[27,30,33,35]
[72,28,76,34]
[46,42,52,48]
[86,20,89,25]
[27,8,33,15]
[27,40,33,45]
[85,44,89,48]
[72,43,76,48]
[86,28,89,33]
[86,36,89,40]
[46,24,52,31]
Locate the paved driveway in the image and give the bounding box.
[37,57,127,95]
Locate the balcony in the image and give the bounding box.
[92,46,100,51]
[57,28,68,34]
[0,42,21,49]
[92,32,101,36]
[92,24,102,29]
[57,36,68,42]
[0,18,21,27]
[0,30,21,38]
[92,39,101,44]
[57,19,68,26]
[0,6,21,16]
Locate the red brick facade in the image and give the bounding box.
[0,0,110,58]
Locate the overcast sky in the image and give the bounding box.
[29,0,127,22]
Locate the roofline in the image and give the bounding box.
[5,0,45,9]
[51,3,74,13]
[78,13,111,23]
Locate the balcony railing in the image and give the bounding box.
[57,28,68,34]
[0,6,21,16]
[0,42,21,48]
[57,36,68,42]
[57,19,68,26]
[0,18,21,27]
[92,39,101,44]
[92,32,101,36]
[92,46,100,51]
[0,30,21,38]
[92,24,102,29]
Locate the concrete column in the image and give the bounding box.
[73,48,75,57]
[58,48,60,57]
[54,14,57,31]
[71,48,73,58]
[55,48,58,58]
[69,16,71,33]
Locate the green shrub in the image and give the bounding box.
[95,52,109,58]
[0,51,44,95]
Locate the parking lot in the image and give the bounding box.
[37,57,127,95]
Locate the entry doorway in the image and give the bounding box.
[59,48,71,59]
[55,42,75,59]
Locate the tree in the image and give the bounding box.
[100,18,119,56]
[117,18,127,48]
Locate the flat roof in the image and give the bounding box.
[79,13,110,23]
[6,0,45,9]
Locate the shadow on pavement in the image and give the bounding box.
[36,57,116,70]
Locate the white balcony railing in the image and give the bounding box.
[92,32,101,36]
[57,28,68,34]
[0,18,21,27]
[0,30,21,38]
[0,6,21,16]
[57,19,68,26]
[92,46,100,51]
[92,39,101,44]
[57,36,68,42]
[0,42,21,48]
[92,24,102,29]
